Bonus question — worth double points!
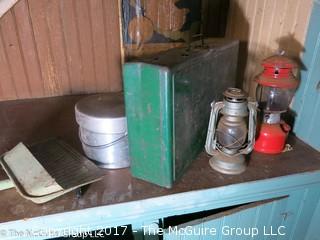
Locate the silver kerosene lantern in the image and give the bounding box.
[205,88,257,174]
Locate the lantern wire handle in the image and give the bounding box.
[215,129,247,148]
[215,130,248,157]
[239,101,257,154]
[205,101,224,155]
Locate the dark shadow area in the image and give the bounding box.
[0,96,82,155]
[161,196,288,232]
[198,0,246,89]
[225,1,249,89]
[276,34,306,128]
[176,0,202,32]
[162,202,250,228]
[276,34,306,70]
[202,0,230,38]
[283,109,297,134]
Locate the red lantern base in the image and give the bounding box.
[254,122,291,154]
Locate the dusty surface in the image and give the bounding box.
[0,95,320,222]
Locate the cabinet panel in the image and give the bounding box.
[163,184,320,240]
[305,194,320,240]
[289,185,320,239]
[163,197,288,240]
[293,1,320,150]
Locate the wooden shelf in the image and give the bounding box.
[0,95,319,223]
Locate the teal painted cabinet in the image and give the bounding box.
[2,170,320,240]
[293,0,320,150]
[162,183,320,240]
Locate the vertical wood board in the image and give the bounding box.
[0,0,122,101]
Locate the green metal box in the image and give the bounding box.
[123,39,239,188]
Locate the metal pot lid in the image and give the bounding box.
[75,93,127,134]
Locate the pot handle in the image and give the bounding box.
[79,130,128,149]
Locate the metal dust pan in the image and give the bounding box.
[0,139,104,204]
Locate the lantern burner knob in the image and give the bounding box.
[223,88,247,103]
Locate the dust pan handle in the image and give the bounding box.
[0,179,14,191]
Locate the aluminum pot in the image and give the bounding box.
[75,93,130,169]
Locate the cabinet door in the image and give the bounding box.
[162,184,320,240]
[292,1,320,150]
[163,197,289,240]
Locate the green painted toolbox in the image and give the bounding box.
[123,39,239,188]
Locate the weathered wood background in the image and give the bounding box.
[0,0,315,101]
[0,0,122,101]
[226,0,313,96]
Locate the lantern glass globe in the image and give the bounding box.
[256,85,295,113]
[216,116,248,150]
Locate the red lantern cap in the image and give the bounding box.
[262,55,297,68]
[256,55,299,89]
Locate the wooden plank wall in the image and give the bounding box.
[226,0,313,96]
[0,0,122,101]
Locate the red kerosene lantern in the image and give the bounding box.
[254,55,299,154]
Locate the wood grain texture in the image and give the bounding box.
[0,0,122,101]
[0,9,31,99]
[226,0,313,96]
[103,0,122,91]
